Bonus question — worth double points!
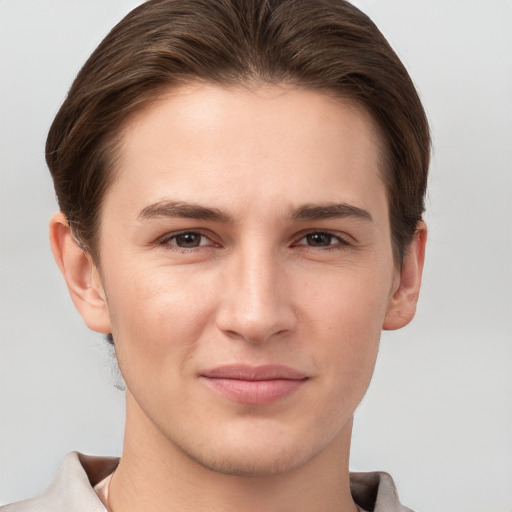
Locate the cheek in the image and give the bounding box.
[304,266,392,338]
[303,269,391,391]
[103,263,215,378]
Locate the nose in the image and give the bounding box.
[215,245,297,344]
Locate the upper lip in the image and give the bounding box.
[200,364,308,381]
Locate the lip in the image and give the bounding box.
[200,364,308,405]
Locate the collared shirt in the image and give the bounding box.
[0,452,414,512]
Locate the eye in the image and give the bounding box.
[296,231,350,248]
[163,231,211,249]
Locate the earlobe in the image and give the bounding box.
[382,221,427,331]
[49,212,112,334]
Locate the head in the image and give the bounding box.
[47,0,429,479]
[46,0,429,268]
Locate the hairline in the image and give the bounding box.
[83,79,396,267]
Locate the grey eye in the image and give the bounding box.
[305,232,335,246]
[172,232,204,248]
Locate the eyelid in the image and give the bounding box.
[154,228,354,251]
[292,230,353,247]
[157,229,219,248]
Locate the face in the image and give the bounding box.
[71,84,410,475]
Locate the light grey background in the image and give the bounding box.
[1,1,511,511]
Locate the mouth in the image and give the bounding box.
[199,364,309,405]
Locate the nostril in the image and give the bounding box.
[216,310,297,345]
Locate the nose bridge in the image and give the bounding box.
[216,240,296,343]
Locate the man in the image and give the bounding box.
[1,0,429,510]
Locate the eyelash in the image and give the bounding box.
[294,231,352,250]
[158,230,216,251]
[157,230,352,252]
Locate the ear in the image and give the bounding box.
[49,212,112,334]
[383,221,427,330]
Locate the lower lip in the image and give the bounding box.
[201,377,307,405]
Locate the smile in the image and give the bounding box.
[200,365,309,405]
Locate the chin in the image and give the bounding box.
[174,420,334,478]
[186,442,315,477]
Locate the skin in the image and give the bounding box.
[50,83,426,512]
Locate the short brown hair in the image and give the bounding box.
[46,0,430,265]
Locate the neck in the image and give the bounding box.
[110,393,358,512]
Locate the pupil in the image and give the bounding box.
[308,233,331,246]
[177,233,200,247]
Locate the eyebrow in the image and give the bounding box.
[290,203,373,222]
[137,200,372,223]
[138,201,232,223]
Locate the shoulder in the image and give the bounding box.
[1,496,53,512]
[0,452,118,512]
[350,471,415,512]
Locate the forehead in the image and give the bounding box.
[107,83,388,224]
